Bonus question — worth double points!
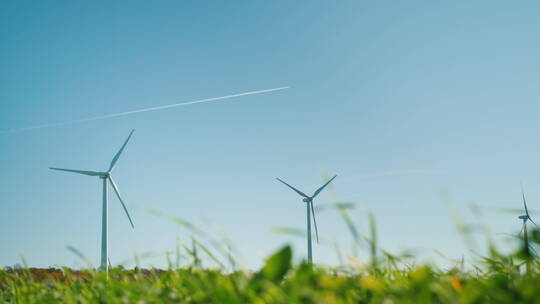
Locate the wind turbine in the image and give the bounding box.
[519,184,538,257]
[50,129,136,272]
[276,175,337,263]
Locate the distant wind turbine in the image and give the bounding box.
[276,175,337,263]
[50,129,136,272]
[519,184,538,257]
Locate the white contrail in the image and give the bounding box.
[0,86,289,134]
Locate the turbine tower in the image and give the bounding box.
[50,129,136,272]
[276,175,337,263]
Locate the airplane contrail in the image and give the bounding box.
[0,86,289,134]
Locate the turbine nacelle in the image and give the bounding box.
[303,197,312,203]
[519,215,528,220]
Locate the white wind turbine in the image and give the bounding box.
[50,129,135,272]
[276,175,337,263]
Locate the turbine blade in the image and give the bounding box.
[521,183,530,217]
[49,167,104,176]
[108,176,135,228]
[312,175,337,198]
[496,232,520,240]
[276,178,309,198]
[310,201,319,243]
[529,217,539,228]
[108,129,135,172]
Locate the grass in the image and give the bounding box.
[2,204,540,303]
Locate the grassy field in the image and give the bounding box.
[2,207,540,303]
[1,246,540,303]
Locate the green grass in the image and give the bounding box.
[2,246,540,303]
[2,205,540,303]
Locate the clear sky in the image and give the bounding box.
[1,1,540,270]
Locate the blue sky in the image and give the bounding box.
[1,1,540,269]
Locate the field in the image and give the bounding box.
[2,247,540,303]
[2,208,540,303]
